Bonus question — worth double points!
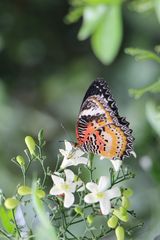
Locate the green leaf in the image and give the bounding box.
[154,0,160,23]
[0,206,15,235]
[78,5,107,40]
[84,0,122,5]
[129,79,160,99]
[155,45,160,54]
[32,182,57,240]
[65,7,84,24]
[68,0,122,6]
[125,48,160,63]
[128,0,153,13]
[91,4,122,65]
[146,101,160,136]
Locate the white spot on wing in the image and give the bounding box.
[79,107,105,118]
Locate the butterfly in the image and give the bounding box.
[75,78,134,161]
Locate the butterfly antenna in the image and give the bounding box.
[60,123,75,144]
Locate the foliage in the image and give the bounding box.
[125,46,160,137]
[0,131,141,240]
[66,0,160,64]
[125,48,160,64]
[0,0,160,239]
[128,78,160,99]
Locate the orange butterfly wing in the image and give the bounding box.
[76,78,134,160]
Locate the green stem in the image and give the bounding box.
[55,154,61,172]
[0,228,13,240]
[40,160,47,187]
[88,153,94,181]
[67,213,79,225]
[12,210,21,238]
[34,146,47,187]
[97,228,112,238]
[66,229,79,239]
[113,175,133,185]
[82,214,95,239]
[24,158,33,182]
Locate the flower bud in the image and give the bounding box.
[74,207,83,216]
[4,198,19,210]
[87,215,94,225]
[25,136,36,155]
[122,196,130,209]
[18,186,32,196]
[113,209,129,222]
[38,129,44,143]
[16,155,25,166]
[107,215,118,228]
[74,175,78,182]
[36,189,46,199]
[123,188,133,197]
[115,226,125,240]
[119,207,127,215]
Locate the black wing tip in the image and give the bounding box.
[82,78,108,99]
[94,77,107,85]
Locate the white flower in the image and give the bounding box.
[110,160,122,172]
[59,140,88,169]
[84,176,121,215]
[100,156,122,172]
[50,169,77,208]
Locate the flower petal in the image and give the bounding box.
[86,182,98,193]
[99,198,111,215]
[60,158,72,169]
[65,169,74,183]
[110,160,122,172]
[107,187,121,200]
[64,140,72,152]
[84,193,97,203]
[64,192,74,208]
[59,149,67,157]
[77,157,88,165]
[51,175,64,185]
[74,148,85,157]
[50,186,64,195]
[98,176,110,192]
[69,182,77,193]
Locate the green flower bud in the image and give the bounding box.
[4,198,19,210]
[122,196,130,209]
[25,136,36,155]
[113,209,129,222]
[18,186,32,196]
[74,175,78,182]
[119,207,127,215]
[16,155,25,166]
[87,215,94,225]
[107,215,118,228]
[115,226,125,240]
[74,207,83,216]
[123,188,133,197]
[36,189,46,199]
[38,129,44,143]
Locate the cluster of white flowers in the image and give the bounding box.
[50,140,121,215]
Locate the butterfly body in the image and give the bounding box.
[76,78,134,160]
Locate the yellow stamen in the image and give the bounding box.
[61,183,70,191]
[96,192,105,199]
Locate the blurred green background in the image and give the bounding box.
[0,0,160,239]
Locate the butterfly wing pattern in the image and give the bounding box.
[76,78,134,160]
